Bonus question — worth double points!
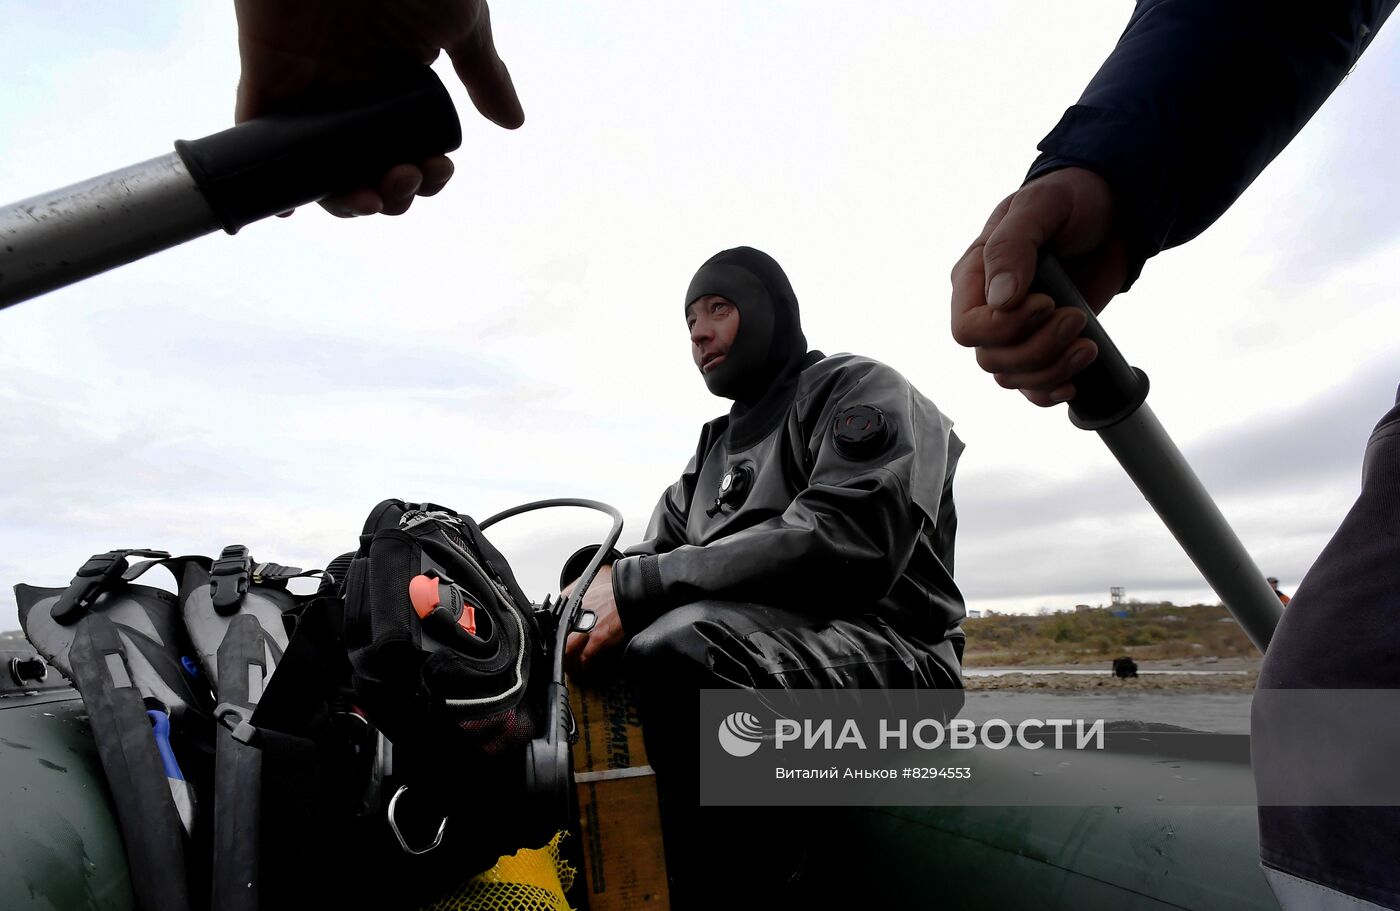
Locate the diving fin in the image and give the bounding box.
[15,550,211,911]
[14,550,209,723]
[180,546,297,690]
[178,545,324,911]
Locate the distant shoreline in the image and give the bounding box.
[964,656,1261,692]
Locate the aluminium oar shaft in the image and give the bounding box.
[0,154,219,308]
[1035,254,1282,653]
[1097,403,1282,653]
[0,66,462,311]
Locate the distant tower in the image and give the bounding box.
[1110,587,1126,606]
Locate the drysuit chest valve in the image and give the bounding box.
[706,464,754,517]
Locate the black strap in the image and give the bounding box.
[254,562,327,585]
[210,612,272,911]
[70,613,194,911]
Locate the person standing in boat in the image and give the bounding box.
[947,2,1397,908]
[562,245,967,907]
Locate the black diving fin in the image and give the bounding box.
[16,549,212,911]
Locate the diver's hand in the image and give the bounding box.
[949,167,1131,406]
[562,565,625,677]
[233,0,523,218]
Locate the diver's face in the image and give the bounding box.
[687,295,740,377]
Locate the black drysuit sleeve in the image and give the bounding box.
[1026,0,1397,287]
[611,362,958,631]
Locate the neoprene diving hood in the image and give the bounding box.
[685,247,807,403]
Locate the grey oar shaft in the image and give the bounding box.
[1035,253,1282,654]
[1098,404,1282,653]
[0,153,220,309]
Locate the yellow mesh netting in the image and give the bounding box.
[421,831,576,911]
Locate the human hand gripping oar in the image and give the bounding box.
[1030,253,1282,653]
[0,65,461,309]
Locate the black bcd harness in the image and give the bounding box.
[14,496,622,911]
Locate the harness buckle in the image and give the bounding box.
[210,545,252,615]
[53,549,169,625]
[215,702,260,745]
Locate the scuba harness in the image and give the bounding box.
[14,497,622,911]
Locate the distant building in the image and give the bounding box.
[967,609,983,619]
[1075,604,1093,613]
[1110,587,1126,606]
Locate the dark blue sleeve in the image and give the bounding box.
[1027,0,1396,287]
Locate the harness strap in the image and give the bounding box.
[254,562,326,584]
[70,613,194,911]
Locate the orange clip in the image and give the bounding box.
[408,575,441,620]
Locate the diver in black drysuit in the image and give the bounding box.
[564,246,965,907]
[954,2,1399,908]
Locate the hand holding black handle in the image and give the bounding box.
[1034,252,1282,653]
[0,65,461,309]
[175,67,461,234]
[1031,254,1150,430]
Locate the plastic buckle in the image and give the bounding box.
[210,545,252,615]
[52,551,131,626]
[215,702,260,745]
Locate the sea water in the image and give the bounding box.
[962,691,1253,734]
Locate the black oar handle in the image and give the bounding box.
[1032,253,1150,430]
[176,66,462,234]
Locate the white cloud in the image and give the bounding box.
[3,3,1397,630]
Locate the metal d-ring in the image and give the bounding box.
[386,785,448,855]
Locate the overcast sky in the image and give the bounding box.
[3,2,1398,633]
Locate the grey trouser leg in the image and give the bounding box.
[1255,385,1400,910]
